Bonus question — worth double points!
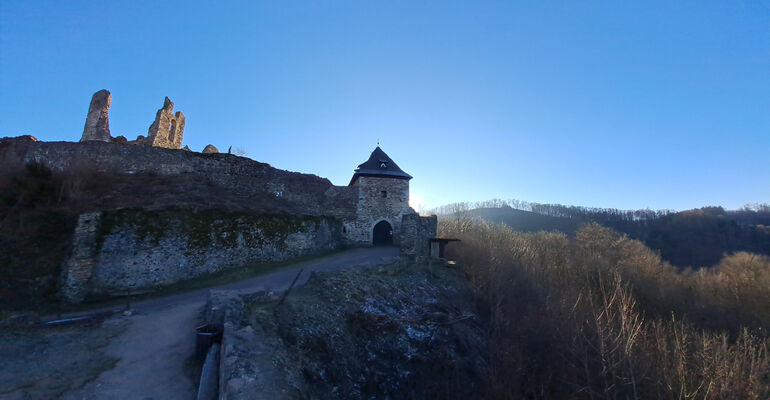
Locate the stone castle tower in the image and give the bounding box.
[345,146,430,248]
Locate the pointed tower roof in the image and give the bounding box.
[349,146,413,185]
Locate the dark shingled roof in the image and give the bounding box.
[349,146,413,185]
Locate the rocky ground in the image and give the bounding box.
[0,318,123,400]
[0,247,401,400]
[223,261,489,399]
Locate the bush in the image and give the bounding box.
[439,217,769,399]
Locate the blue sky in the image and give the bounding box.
[1,1,768,211]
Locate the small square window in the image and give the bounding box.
[381,191,387,198]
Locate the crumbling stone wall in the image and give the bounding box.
[78,90,186,149]
[345,176,412,246]
[80,90,112,142]
[59,213,102,302]
[399,213,438,260]
[59,209,343,300]
[3,139,359,218]
[146,97,185,149]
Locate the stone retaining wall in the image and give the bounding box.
[60,209,343,302]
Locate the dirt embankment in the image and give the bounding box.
[223,262,489,399]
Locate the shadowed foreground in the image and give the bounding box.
[1,247,398,400]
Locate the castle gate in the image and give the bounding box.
[372,220,393,245]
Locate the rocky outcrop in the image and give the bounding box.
[147,97,185,149]
[80,90,112,142]
[217,263,489,399]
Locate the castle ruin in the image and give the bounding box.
[80,89,112,142]
[5,90,439,302]
[79,89,186,150]
[146,97,185,149]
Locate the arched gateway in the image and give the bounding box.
[372,220,393,245]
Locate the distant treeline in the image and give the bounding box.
[429,199,770,268]
[430,198,770,224]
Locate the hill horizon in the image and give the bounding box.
[430,199,770,268]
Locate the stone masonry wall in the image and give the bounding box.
[59,209,343,301]
[59,213,102,302]
[3,137,439,302]
[345,176,412,246]
[146,97,185,149]
[399,213,438,260]
[80,90,111,142]
[1,139,359,220]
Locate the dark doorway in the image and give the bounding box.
[372,220,393,246]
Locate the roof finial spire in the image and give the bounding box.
[377,138,380,146]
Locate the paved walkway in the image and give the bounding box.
[60,246,399,400]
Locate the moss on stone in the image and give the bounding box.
[97,208,335,250]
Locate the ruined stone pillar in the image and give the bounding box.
[80,89,112,142]
[147,97,185,149]
[170,111,185,148]
[60,212,102,303]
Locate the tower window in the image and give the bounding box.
[381,190,387,198]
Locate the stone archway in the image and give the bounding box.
[372,220,393,246]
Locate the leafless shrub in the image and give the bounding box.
[52,159,99,206]
[439,217,770,399]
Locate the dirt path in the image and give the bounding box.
[58,247,398,400]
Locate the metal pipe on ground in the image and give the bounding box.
[196,342,220,400]
[195,324,222,359]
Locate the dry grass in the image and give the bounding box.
[439,217,769,399]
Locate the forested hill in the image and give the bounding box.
[452,205,770,268]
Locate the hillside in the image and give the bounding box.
[466,206,770,268]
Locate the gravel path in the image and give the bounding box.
[54,247,399,400]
